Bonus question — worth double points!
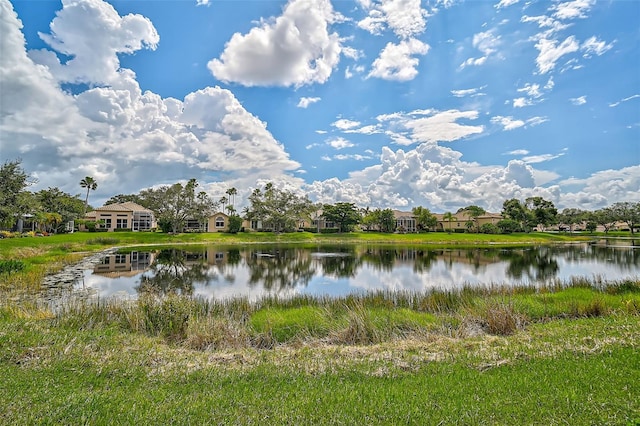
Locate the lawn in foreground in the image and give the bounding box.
[1,310,638,425]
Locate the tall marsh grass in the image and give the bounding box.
[12,277,640,349]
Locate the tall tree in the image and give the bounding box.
[225,187,237,210]
[322,203,362,233]
[34,187,85,233]
[219,196,228,213]
[589,207,617,234]
[0,160,33,228]
[443,212,456,233]
[557,208,585,233]
[502,198,529,230]
[525,196,557,231]
[611,202,640,235]
[412,206,437,232]
[361,208,379,231]
[0,160,34,228]
[140,179,215,233]
[245,182,314,233]
[79,176,98,215]
[377,208,396,233]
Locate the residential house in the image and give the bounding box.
[86,202,155,231]
[393,210,417,232]
[434,211,502,232]
[182,212,231,232]
[207,212,229,232]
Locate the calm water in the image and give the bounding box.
[71,242,640,301]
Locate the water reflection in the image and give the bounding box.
[75,243,639,301]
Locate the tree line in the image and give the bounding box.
[1,160,638,235]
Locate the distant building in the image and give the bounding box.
[86,202,155,231]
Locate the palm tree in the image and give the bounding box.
[225,187,237,211]
[219,196,228,213]
[80,176,97,215]
[443,212,456,233]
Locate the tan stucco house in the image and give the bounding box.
[86,202,155,232]
[207,212,229,232]
[182,212,230,232]
[434,211,502,232]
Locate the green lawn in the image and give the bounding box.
[0,312,637,425]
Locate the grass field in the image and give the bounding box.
[1,288,638,424]
[1,230,637,424]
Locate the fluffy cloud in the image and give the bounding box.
[495,0,519,9]
[1,0,300,204]
[551,0,595,20]
[389,109,484,144]
[305,143,564,211]
[28,0,158,86]
[208,0,341,87]
[332,119,361,130]
[327,137,355,150]
[534,36,580,74]
[491,115,547,131]
[491,116,525,131]
[460,29,501,69]
[357,0,427,39]
[559,165,640,209]
[368,38,429,81]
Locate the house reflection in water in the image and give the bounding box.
[93,252,155,277]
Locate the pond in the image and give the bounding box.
[70,242,640,301]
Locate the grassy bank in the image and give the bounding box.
[1,279,638,424]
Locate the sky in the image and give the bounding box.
[1,0,638,213]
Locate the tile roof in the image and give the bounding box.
[95,202,153,213]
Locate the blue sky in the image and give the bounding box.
[1,0,638,212]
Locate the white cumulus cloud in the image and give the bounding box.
[208,0,341,87]
[368,38,429,81]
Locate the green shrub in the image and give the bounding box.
[479,223,500,234]
[227,215,243,234]
[497,219,523,234]
[0,260,26,274]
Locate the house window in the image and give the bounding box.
[133,212,152,231]
[116,218,128,229]
[103,218,112,228]
[114,254,127,264]
[185,219,201,230]
[215,217,225,228]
